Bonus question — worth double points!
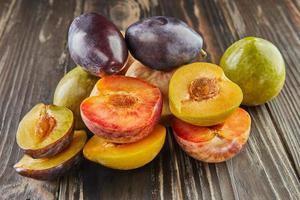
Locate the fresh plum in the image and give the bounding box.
[125,16,204,71]
[68,13,128,76]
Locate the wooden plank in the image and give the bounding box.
[0,0,299,199]
[0,0,81,199]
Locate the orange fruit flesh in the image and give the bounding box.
[83,124,166,170]
[81,75,162,133]
[173,108,251,143]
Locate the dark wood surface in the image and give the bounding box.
[0,0,299,199]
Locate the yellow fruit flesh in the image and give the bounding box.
[16,104,74,149]
[169,62,243,126]
[14,130,87,170]
[83,124,166,170]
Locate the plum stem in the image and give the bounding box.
[200,49,207,57]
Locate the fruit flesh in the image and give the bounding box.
[14,130,87,180]
[68,13,128,76]
[54,66,98,129]
[81,75,162,143]
[172,108,251,163]
[169,62,243,126]
[125,16,203,71]
[125,61,175,122]
[16,103,74,158]
[83,124,166,170]
[220,37,285,105]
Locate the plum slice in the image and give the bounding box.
[172,108,251,163]
[81,75,162,143]
[16,103,74,158]
[14,130,87,180]
[169,62,243,126]
[83,124,166,170]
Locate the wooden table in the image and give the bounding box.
[0,0,299,199]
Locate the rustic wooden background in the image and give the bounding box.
[0,0,299,199]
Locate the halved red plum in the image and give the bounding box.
[81,75,162,143]
[172,108,251,163]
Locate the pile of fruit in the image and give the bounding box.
[14,13,285,180]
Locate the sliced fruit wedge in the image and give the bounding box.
[81,75,162,143]
[172,108,251,163]
[14,130,87,180]
[169,62,243,126]
[83,124,166,170]
[16,103,74,158]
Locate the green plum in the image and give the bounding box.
[54,67,98,129]
[220,37,285,106]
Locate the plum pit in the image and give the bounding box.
[35,106,56,142]
[189,77,220,101]
[109,94,137,108]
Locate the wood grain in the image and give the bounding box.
[0,0,299,200]
[0,0,82,199]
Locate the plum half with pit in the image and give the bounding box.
[68,13,128,76]
[81,75,163,143]
[125,16,205,71]
[16,103,74,158]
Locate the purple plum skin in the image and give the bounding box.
[68,13,128,76]
[125,16,203,71]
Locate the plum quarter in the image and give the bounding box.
[16,103,74,158]
[14,130,87,180]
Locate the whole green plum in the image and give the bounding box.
[54,67,98,129]
[220,37,285,106]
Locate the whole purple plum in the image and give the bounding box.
[68,13,128,76]
[125,16,204,71]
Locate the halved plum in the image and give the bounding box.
[16,103,74,158]
[83,124,166,170]
[172,108,251,163]
[14,130,87,180]
[125,61,175,124]
[169,62,243,126]
[81,75,162,143]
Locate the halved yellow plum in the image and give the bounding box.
[169,62,243,126]
[14,130,87,180]
[16,103,74,158]
[83,124,166,170]
[172,108,251,163]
